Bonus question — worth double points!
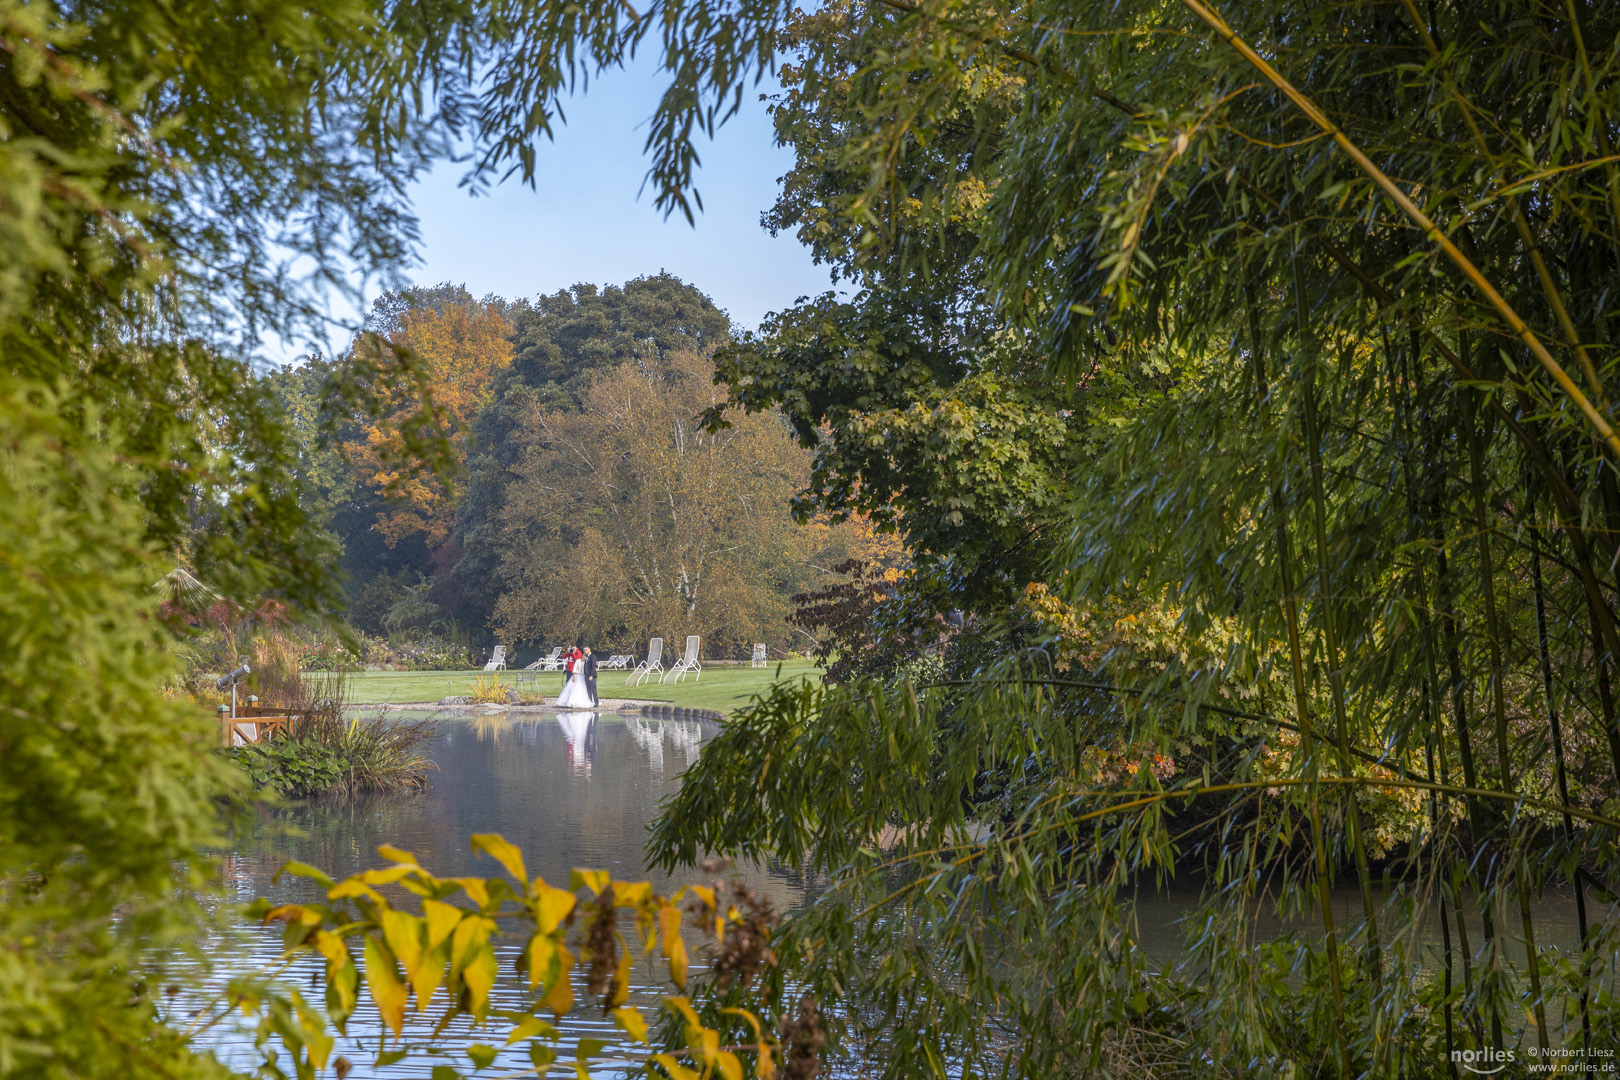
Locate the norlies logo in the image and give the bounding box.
[1452,1048,1516,1075]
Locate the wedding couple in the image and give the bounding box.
[555,646,599,708]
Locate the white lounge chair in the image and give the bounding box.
[626,638,664,687]
[663,635,701,683]
[484,645,508,672]
[751,643,767,668]
[532,647,564,672]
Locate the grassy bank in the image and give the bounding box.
[334,660,823,712]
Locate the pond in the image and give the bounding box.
[190,711,815,1078]
[182,710,1604,1074]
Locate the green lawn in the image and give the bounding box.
[331,660,822,713]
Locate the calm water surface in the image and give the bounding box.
[191,712,814,1078]
[184,711,1609,1071]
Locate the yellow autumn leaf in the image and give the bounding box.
[359,864,418,887]
[692,1027,720,1066]
[659,904,689,989]
[363,936,407,1037]
[380,910,424,976]
[570,868,610,896]
[470,834,528,884]
[720,1006,762,1041]
[408,942,450,1013]
[260,903,320,927]
[311,930,348,967]
[327,878,386,905]
[542,944,575,1016]
[504,1015,560,1046]
[375,844,419,865]
[527,932,557,990]
[609,944,632,1009]
[534,884,577,934]
[664,996,701,1033]
[612,1007,648,1044]
[293,995,334,1071]
[451,915,496,972]
[422,898,463,952]
[715,1050,743,1080]
[452,877,491,907]
[653,1054,700,1080]
[612,880,652,907]
[464,942,499,1019]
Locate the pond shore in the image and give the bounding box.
[332,660,821,712]
[369,697,723,717]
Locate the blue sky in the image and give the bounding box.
[321,63,834,351]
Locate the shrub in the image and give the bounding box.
[228,738,346,798]
[330,713,436,795]
[471,672,509,704]
[360,633,472,670]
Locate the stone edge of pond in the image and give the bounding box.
[351,699,727,722]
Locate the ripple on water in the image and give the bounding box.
[182,712,814,1078]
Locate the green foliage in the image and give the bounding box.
[227,716,434,800]
[0,377,243,1079]
[0,0,787,1073]
[360,634,473,671]
[229,740,348,800]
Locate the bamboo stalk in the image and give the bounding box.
[1431,429,1505,1048]
[1402,326,1458,1072]
[1527,481,1593,1051]
[1243,261,1350,1078]
[1459,388,1550,1046]
[1290,238,1382,985]
[1179,0,1620,460]
[1398,0,1612,419]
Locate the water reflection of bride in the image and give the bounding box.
[556,711,595,775]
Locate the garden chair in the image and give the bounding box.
[484,645,508,672]
[751,643,767,668]
[663,635,701,683]
[626,638,664,687]
[532,647,564,672]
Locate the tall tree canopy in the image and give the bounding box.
[344,291,515,548]
[451,274,738,632]
[491,348,859,655]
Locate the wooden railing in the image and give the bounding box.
[219,706,303,748]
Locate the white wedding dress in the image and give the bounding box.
[556,661,594,708]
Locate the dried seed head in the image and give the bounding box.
[710,881,778,992]
[583,883,618,1004]
[698,855,734,877]
[777,994,826,1080]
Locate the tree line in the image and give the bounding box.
[272,274,897,660]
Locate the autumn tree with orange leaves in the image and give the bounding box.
[344,296,514,548]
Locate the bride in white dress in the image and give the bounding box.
[556,648,594,708]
